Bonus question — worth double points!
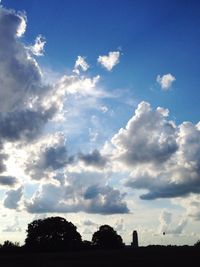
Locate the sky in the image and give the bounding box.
[0,0,200,246]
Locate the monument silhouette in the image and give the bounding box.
[131,230,138,247]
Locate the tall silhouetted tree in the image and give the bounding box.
[92,225,124,249]
[25,216,82,251]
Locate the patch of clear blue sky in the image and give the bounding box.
[4,0,200,124]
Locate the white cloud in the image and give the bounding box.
[100,105,109,113]
[158,210,187,235]
[30,35,46,56]
[98,51,120,71]
[174,195,200,221]
[73,56,89,75]
[78,149,108,169]
[3,216,22,232]
[26,181,129,215]
[25,132,73,181]
[111,101,200,201]
[0,8,42,113]
[111,101,177,166]
[16,14,26,37]
[55,74,101,97]
[1,4,200,239]
[158,210,172,234]
[115,218,124,232]
[0,4,111,204]
[156,73,176,90]
[157,106,169,117]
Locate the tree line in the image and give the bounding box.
[0,216,124,252]
[1,216,200,252]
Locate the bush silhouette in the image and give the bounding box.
[0,240,20,252]
[92,225,124,249]
[25,216,82,251]
[194,240,200,247]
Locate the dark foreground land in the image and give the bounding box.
[0,247,199,267]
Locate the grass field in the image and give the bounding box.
[0,247,199,267]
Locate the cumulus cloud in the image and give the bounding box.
[0,5,59,152]
[25,133,73,180]
[26,179,129,215]
[83,184,129,214]
[29,35,46,56]
[156,73,176,90]
[0,8,43,113]
[0,108,55,142]
[174,195,200,221]
[2,3,200,224]
[98,51,120,71]
[112,101,200,200]
[0,6,106,188]
[4,186,23,209]
[79,149,108,169]
[112,101,178,166]
[73,56,89,75]
[0,5,127,218]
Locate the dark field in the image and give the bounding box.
[0,247,199,267]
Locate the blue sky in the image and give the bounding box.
[5,0,200,123]
[0,0,200,246]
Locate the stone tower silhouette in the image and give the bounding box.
[131,230,138,247]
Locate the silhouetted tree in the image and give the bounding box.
[194,240,200,247]
[25,216,82,251]
[92,225,124,249]
[82,240,92,249]
[1,240,20,251]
